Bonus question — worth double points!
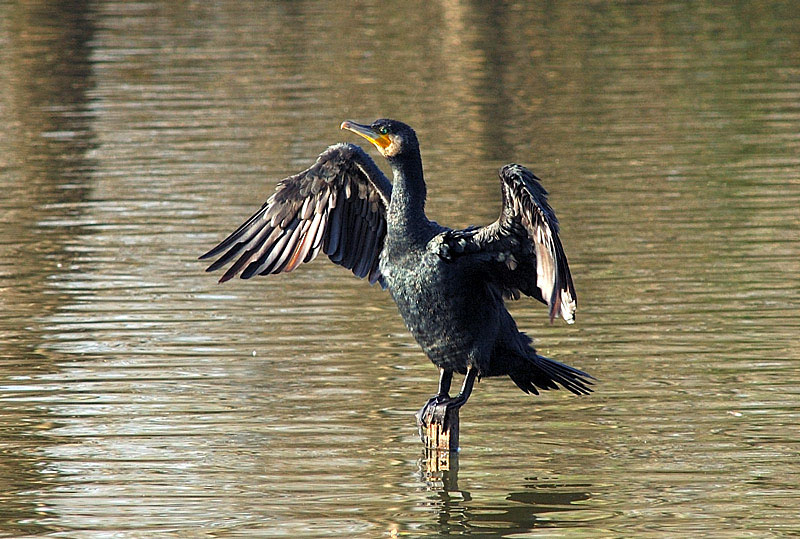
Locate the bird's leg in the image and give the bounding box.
[417,367,478,451]
[418,369,453,424]
[438,368,453,397]
[430,366,477,426]
[430,368,453,404]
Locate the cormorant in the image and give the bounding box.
[200,119,592,426]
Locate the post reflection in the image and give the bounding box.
[419,449,463,493]
[418,451,592,536]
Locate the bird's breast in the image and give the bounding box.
[380,245,499,370]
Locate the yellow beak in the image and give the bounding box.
[340,120,392,150]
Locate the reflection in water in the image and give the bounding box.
[0,0,799,536]
[0,0,96,534]
[418,452,593,536]
[419,450,462,492]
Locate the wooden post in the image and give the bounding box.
[416,405,460,452]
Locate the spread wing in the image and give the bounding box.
[435,164,576,323]
[200,143,391,285]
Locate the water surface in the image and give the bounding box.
[1,1,799,536]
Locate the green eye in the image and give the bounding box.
[379,126,388,135]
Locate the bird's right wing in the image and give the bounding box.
[200,143,392,285]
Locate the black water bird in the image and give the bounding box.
[200,119,592,425]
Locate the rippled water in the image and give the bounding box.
[1,1,799,536]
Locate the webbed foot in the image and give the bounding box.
[416,393,467,444]
[416,367,476,451]
[416,393,451,427]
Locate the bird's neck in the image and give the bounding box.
[387,152,429,242]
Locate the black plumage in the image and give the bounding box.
[202,143,388,284]
[200,119,592,421]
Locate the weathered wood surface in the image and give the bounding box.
[416,404,459,452]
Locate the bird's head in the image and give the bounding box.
[340,119,418,160]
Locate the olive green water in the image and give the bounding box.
[1,1,799,536]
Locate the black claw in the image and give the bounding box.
[418,395,468,431]
[418,393,450,423]
[426,393,449,408]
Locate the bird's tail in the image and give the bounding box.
[508,353,594,396]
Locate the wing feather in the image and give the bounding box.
[200,143,391,285]
[498,164,576,322]
[289,209,324,271]
[439,164,576,323]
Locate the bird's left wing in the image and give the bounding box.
[200,143,391,285]
[433,164,576,323]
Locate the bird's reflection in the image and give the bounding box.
[417,451,592,536]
